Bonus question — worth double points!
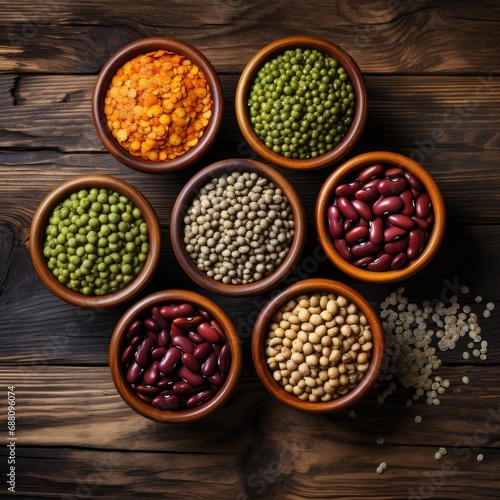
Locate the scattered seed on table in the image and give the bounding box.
[475,296,483,303]
[415,415,422,423]
[477,453,484,462]
[463,352,470,360]
[462,376,470,384]
[483,309,491,319]
[486,302,495,311]
[377,437,384,445]
[435,451,443,460]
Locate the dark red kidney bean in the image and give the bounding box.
[152,394,181,410]
[407,228,425,260]
[372,196,403,216]
[160,303,195,319]
[427,213,434,225]
[387,214,415,231]
[170,323,184,338]
[172,315,204,329]
[182,352,201,373]
[363,178,381,190]
[369,217,384,246]
[128,319,143,338]
[415,193,431,219]
[399,189,415,216]
[345,225,369,245]
[187,330,205,344]
[143,361,160,386]
[377,177,408,196]
[134,337,155,368]
[151,307,169,329]
[351,199,374,221]
[134,384,161,396]
[385,167,404,178]
[212,343,221,357]
[146,330,158,344]
[121,345,135,365]
[157,376,177,388]
[333,238,353,262]
[172,335,194,354]
[126,361,143,384]
[358,164,384,182]
[186,390,213,409]
[343,218,353,232]
[384,226,407,242]
[354,186,380,204]
[367,253,392,271]
[209,319,224,336]
[353,256,374,268]
[198,308,212,321]
[207,370,224,387]
[129,334,144,349]
[327,205,343,239]
[159,347,182,374]
[351,241,381,259]
[412,216,430,230]
[144,317,159,333]
[172,381,195,395]
[193,342,212,360]
[404,171,422,190]
[218,344,231,376]
[178,365,205,387]
[385,237,409,255]
[158,329,170,348]
[335,180,361,198]
[391,252,408,270]
[337,197,359,222]
[197,322,222,343]
[201,352,218,377]
[152,347,167,361]
[136,393,153,405]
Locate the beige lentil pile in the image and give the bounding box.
[265,292,373,402]
[183,171,295,285]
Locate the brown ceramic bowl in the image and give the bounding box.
[92,37,223,173]
[109,289,243,423]
[235,35,367,171]
[316,151,446,283]
[30,174,161,308]
[251,278,384,413]
[170,158,306,297]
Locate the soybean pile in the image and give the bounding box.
[43,188,149,296]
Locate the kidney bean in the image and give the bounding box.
[121,344,135,365]
[358,163,384,182]
[335,180,361,198]
[187,330,205,344]
[207,370,224,387]
[159,347,182,374]
[128,319,143,338]
[367,253,392,271]
[363,178,381,190]
[413,216,430,230]
[354,186,380,204]
[399,189,415,216]
[378,177,408,196]
[427,212,434,225]
[218,343,231,376]
[151,347,167,361]
[343,218,353,232]
[126,361,143,384]
[134,337,155,367]
[387,213,415,231]
[197,322,222,343]
[144,317,160,333]
[198,308,212,321]
[404,171,422,190]
[327,205,343,239]
[369,217,384,245]
[151,307,170,329]
[212,343,222,357]
[384,226,407,242]
[385,167,404,178]
[178,365,205,387]
[146,330,158,344]
[158,329,170,348]
[415,193,431,219]
[194,342,212,360]
[143,361,160,386]
[407,228,425,260]
[172,381,195,395]
[210,319,224,336]
[334,238,353,262]
[160,303,195,319]
[372,196,403,216]
[201,352,218,377]
[157,376,177,389]
[182,352,201,373]
[134,384,161,397]
[352,256,374,267]
[136,393,153,405]
[345,225,369,245]
[391,252,408,270]
[172,334,194,354]
[129,334,144,349]
[351,241,381,259]
[385,237,409,255]
[172,315,204,329]
[186,390,213,409]
[152,394,181,410]
[337,197,359,222]
[351,199,374,221]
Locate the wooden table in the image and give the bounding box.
[1,1,499,498]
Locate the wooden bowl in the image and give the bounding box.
[316,151,446,283]
[92,37,224,173]
[29,174,161,308]
[235,35,367,171]
[251,278,384,413]
[170,158,306,297]
[109,289,243,423]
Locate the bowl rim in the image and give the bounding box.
[29,174,161,308]
[315,151,447,283]
[235,35,368,171]
[251,278,385,413]
[170,158,307,297]
[109,289,243,422]
[92,36,224,174]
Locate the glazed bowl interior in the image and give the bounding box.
[29,174,161,308]
[316,151,446,283]
[109,289,243,423]
[251,278,384,413]
[92,36,223,173]
[235,35,368,171]
[170,158,306,297]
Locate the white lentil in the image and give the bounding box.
[477,453,484,462]
[377,437,384,445]
[475,296,483,303]
[415,415,422,423]
[463,352,470,360]
[486,302,495,311]
[435,451,443,460]
[462,376,470,384]
[483,310,491,319]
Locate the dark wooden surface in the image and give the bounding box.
[1,1,499,498]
